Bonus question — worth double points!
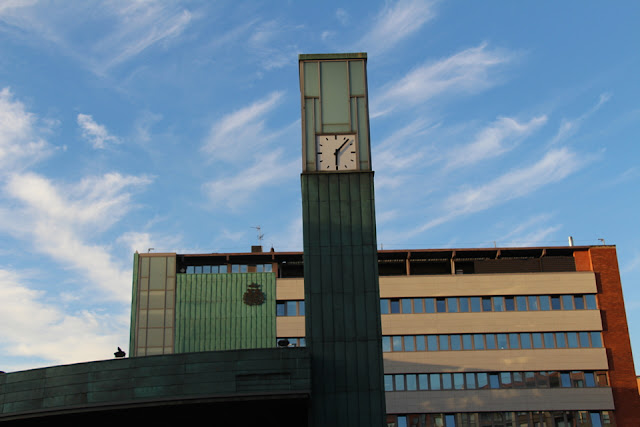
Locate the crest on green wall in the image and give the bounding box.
[243,283,266,306]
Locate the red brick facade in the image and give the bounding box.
[575,247,640,424]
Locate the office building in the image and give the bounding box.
[128,243,638,426]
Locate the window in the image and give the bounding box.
[459,297,470,312]
[562,295,574,310]
[532,333,544,349]
[505,296,515,311]
[453,373,464,390]
[539,295,551,311]
[520,333,532,349]
[414,298,424,313]
[462,334,473,350]
[276,300,304,316]
[402,298,412,314]
[384,375,394,391]
[528,295,539,311]
[544,333,555,348]
[418,374,429,390]
[516,296,527,311]
[493,296,504,312]
[509,333,520,349]
[450,334,461,351]
[380,299,389,314]
[447,297,458,313]
[395,375,405,391]
[439,335,449,351]
[473,334,485,350]
[485,334,496,350]
[466,372,476,389]
[406,374,417,391]
[430,373,441,390]
[382,336,391,352]
[416,335,426,351]
[391,299,401,314]
[585,294,597,309]
[393,336,403,352]
[441,373,452,390]
[482,297,492,312]
[404,336,415,352]
[574,295,585,310]
[551,295,562,310]
[425,298,435,313]
[471,297,481,312]
[427,335,438,351]
[436,298,447,313]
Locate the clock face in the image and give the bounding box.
[316,134,357,171]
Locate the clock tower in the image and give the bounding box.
[299,53,386,426]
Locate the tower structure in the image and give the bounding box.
[299,53,386,426]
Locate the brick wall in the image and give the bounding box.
[575,247,640,424]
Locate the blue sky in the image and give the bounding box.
[0,1,638,373]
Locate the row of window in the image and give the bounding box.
[382,331,603,353]
[184,264,273,274]
[276,300,305,316]
[384,370,608,392]
[381,294,597,315]
[387,411,614,427]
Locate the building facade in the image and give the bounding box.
[129,244,639,426]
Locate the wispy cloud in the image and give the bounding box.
[550,92,612,145]
[94,2,192,71]
[202,149,297,210]
[412,148,585,235]
[202,91,285,162]
[493,213,563,247]
[0,1,193,75]
[0,87,52,172]
[371,42,515,117]
[0,172,152,301]
[444,115,548,170]
[374,118,439,174]
[0,268,126,371]
[77,113,120,149]
[355,0,436,55]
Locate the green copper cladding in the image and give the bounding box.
[174,273,276,352]
[299,53,371,172]
[301,171,386,426]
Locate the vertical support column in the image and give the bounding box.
[302,172,386,427]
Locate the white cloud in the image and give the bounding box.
[550,92,612,145]
[202,91,284,162]
[77,113,120,149]
[412,148,584,235]
[0,172,152,301]
[0,268,127,371]
[371,43,515,117]
[0,87,51,172]
[444,115,548,169]
[336,8,349,26]
[374,118,439,173]
[355,0,436,55]
[203,149,297,210]
[0,2,193,74]
[95,3,192,70]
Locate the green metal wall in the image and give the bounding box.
[174,273,276,352]
[301,171,386,426]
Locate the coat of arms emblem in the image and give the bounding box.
[243,283,265,306]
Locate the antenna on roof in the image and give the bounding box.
[598,238,606,245]
[252,226,265,243]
